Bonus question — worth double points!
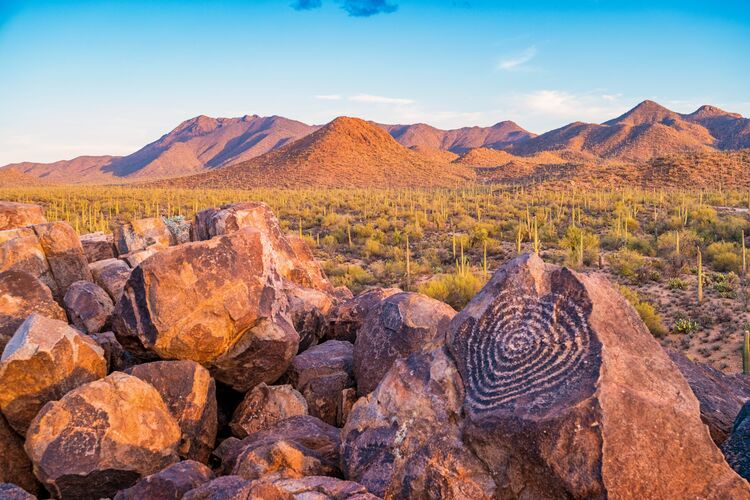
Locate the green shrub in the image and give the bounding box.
[706,241,740,273]
[608,248,646,281]
[667,278,689,290]
[618,285,667,337]
[673,316,700,335]
[419,272,486,310]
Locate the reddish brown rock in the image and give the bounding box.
[324,287,401,343]
[63,280,114,334]
[354,291,455,396]
[0,483,36,500]
[24,372,181,499]
[113,217,171,255]
[120,247,159,267]
[447,253,748,498]
[668,349,750,445]
[214,416,340,477]
[338,387,357,427]
[0,314,107,435]
[164,215,192,246]
[0,414,40,496]
[722,401,750,481]
[0,270,66,352]
[341,348,491,498]
[126,360,218,464]
[89,331,136,372]
[288,340,355,426]
[194,202,332,292]
[286,284,335,352]
[89,258,131,303]
[112,227,298,391]
[0,228,57,296]
[80,231,116,262]
[183,475,279,500]
[260,476,379,499]
[229,383,308,438]
[32,221,92,296]
[231,415,341,481]
[0,201,46,231]
[113,460,214,500]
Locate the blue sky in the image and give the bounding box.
[1,0,749,164]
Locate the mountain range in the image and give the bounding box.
[2,100,749,187]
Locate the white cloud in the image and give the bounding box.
[348,94,415,105]
[511,90,632,124]
[315,94,343,101]
[497,46,537,71]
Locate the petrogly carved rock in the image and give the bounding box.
[0,202,47,231]
[112,227,298,391]
[447,253,748,498]
[0,313,107,435]
[354,291,455,396]
[230,383,308,438]
[24,372,181,499]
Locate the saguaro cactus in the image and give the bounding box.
[697,249,703,304]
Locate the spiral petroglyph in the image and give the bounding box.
[458,286,596,413]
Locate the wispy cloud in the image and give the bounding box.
[497,46,537,71]
[291,0,322,11]
[348,94,414,105]
[315,94,343,101]
[341,0,398,17]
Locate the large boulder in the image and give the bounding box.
[0,228,57,296]
[113,460,214,500]
[0,314,107,435]
[341,348,492,498]
[63,280,114,334]
[723,401,750,481]
[24,372,181,499]
[183,475,279,500]
[89,331,136,373]
[324,287,401,343]
[194,202,331,292]
[446,253,748,498]
[164,215,192,246]
[0,483,36,500]
[112,227,298,391]
[0,414,39,496]
[80,231,116,263]
[113,217,171,255]
[89,258,131,303]
[286,284,335,352]
[255,476,379,499]
[0,201,46,230]
[126,360,218,464]
[229,383,308,438]
[354,292,455,396]
[32,221,92,295]
[288,340,355,426]
[0,270,66,352]
[668,349,750,445]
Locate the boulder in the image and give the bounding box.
[113,460,214,500]
[286,284,335,352]
[112,227,298,391]
[668,349,750,445]
[0,201,46,230]
[193,202,331,292]
[32,221,92,295]
[113,217,171,255]
[338,388,357,427]
[231,415,341,481]
[0,314,107,435]
[354,292,455,396]
[80,231,116,263]
[341,348,491,498]
[120,247,159,267]
[164,216,192,246]
[446,253,748,498]
[229,383,308,438]
[256,476,378,499]
[183,475,276,500]
[89,258,131,303]
[0,414,39,496]
[89,331,136,373]
[288,340,355,426]
[0,228,57,296]
[24,372,181,499]
[214,416,339,477]
[0,270,66,352]
[125,360,218,464]
[723,401,750,481]
[0,483,36,500]
[63,280,114,334]
[324,287,401,343]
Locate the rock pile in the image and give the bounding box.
[0,200,748,499]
